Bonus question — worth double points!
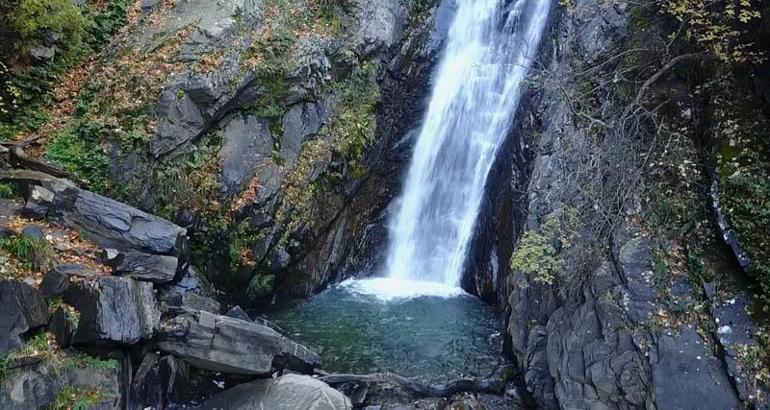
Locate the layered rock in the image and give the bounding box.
[488,0,770,407]
[157,309,321,375]
[64,276,160,345]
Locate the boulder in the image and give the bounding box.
[159,291,221,314]
[200,374,352,410]
[63,276,160,345]
[0,280,49,355]
[102,248,179,283]
[61,189,187,255]
[157,310,321,375]
[129,353,164,410]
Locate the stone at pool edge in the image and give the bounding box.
[0,280,49,355]
[157,309,321,375]
[199,374,352,410]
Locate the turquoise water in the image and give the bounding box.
[267,280,506,383]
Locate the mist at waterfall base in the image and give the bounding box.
[268,0,549,382]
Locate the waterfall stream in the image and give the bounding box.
[384,0,550,286]
[269,0,551,382]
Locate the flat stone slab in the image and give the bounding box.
[158,310,321,375]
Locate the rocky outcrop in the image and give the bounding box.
[0,281,49,355]
[200,374,352,410]
[469,0,770,408]
[52,0,451,302]
[157,309,321,375]
[0,356,121,410]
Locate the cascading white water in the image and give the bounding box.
[383,0,551,286]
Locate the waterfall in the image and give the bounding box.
[383,0,550,286]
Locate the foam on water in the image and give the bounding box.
[341,278,466,301]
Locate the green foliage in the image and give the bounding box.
[244,30,296,135]
[0,182,19,198]
[0,332,52,383]
[247,273,275,302]
[0,232,55,271]
[62,354,119,371]
[0,332,56,382]
[0,0,132,140]
[46,120,110,192]
[50,386,105,410]
[708,74,770,301]
[660,0,764,63]
[328,62,380,161]
[228,220,260,272]
[510,209,578,285]
[8,0,89,55]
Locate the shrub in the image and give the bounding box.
[247,273,275,302]
[0,182,19,198]
[0,233,55,271]
[50,386,105,410]
[46,120,111,192]
[660,0,764,63]
[8,0,89,56]
[510,209,578,285]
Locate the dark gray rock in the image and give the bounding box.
[21,224,45,240]
[157,310,321,375]
[62,189,187,255]
[614,236,656,324]
[39,264,105,299]
[0,280,49,355]
[200,374,351,410]
[48,307,76,348]
[129,353,163,410]
[159,291,221,314]
[651,326,740,409]
[281,101,332,164]
[33,175,186,255]
[349,0,403,58]
[217,114,273,196]
[102,248,179,283]
[64,276,160,345]
[39,269,71,299]
[224,305,251,321]
[712,294,766,404]
[22,185,54,219]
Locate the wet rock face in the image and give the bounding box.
[491,0,768,407]
[87,0,448,301]
[0,281,49,355]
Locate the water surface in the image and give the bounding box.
[268,279,506,383]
